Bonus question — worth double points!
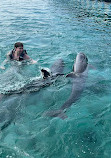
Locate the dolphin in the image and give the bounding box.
[45,53,88,119]
[0,59,64,131]
[0,59,64,96]
[0,95,23,131]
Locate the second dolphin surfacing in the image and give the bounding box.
[45,53,88,119]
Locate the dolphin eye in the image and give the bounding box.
[86,57,88,63]
[82,55,86,59]
[80,54,85,59]
[81,56,85,61]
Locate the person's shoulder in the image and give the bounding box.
[23,50,27,54]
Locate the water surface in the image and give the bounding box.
[0,0,111,157]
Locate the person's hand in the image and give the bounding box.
[31,60,37,64]
[0,66,5,70]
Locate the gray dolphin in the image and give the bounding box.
[0,95,22,131]
[45,53,88,119]
[0,59,64,131]
[0,59,64,96]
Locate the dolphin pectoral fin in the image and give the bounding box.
[88,64,96,70]
[0,119,12,131]
[66,73,76,78]
[58,113,68,120]
[43,110,67,119]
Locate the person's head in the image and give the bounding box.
[14,42,24,53]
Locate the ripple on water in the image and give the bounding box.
[0,0,111,157]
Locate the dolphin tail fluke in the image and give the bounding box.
[44,109,67,120]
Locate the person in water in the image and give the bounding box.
[0,42,37,69]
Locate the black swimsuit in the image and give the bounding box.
[9,49,27,61]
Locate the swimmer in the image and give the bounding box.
[0,42,37,69]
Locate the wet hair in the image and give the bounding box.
[14,42,23,48]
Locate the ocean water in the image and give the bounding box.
[0,0,111,157]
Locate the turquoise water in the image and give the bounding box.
[0,0,111,157]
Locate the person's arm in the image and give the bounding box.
[23,54,37,64]
[0,59,8,69]
[0,52,10,69]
